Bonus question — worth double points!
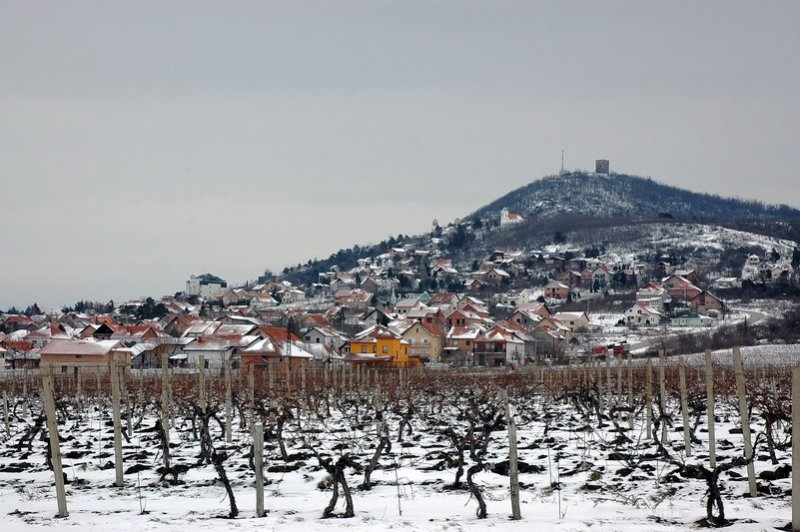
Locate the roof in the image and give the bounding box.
[195,273,227,286]
[553,312,588,321]
[41,339,121,356]
[353,324,403,341]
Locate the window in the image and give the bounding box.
[361,345,367,353]
[382,345,389,353]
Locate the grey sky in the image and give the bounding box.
[2,1,798,310]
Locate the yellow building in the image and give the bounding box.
[347,325,420,368]
[400,320,445,363]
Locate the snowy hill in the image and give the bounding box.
[471,171,800,222]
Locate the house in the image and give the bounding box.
[662,274,702,302]
[516,302,551,319]
[636,283,670,310]
[543,280,570,301]
[771,266,792,282]
[456,296,486,310]
[334,289,373,311]
[690,290,724,313]
[445,324,486,359]
[535,317,571,337]
[277,287,306,305]
[671,314,715,327]
[40,339,126,375]
[591,266,613,289]
[552,311,590,332]
[580,268,594,288]
[465,278,485,292]
[25,323,71,348]
[250,293,279,311]
[446,308,489,328]
[238,335,313,378]
[674,269,699,284]
[399,320,445,363]
[186,273,228,299]
[347,325,419,368]
[428,292,460,314]
[624,304,664,326]
[503,288,541,307]
[545,255,566,271]
[560,270,583,288]
[405,305,446,332]
[710,277,741,290]
[507,309,544,331]
[181,334,259,369]
[303,326,347,352]
[482,268,511,285]
[500,208,524,227]
[360,308,391,328]
[473,323,534,367]
[741,254,761,281]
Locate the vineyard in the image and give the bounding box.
[0,347,797,531]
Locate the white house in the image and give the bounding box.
[500,208,525,227]
[624,303,664,326]
[552,311,590,331]
[741,255,761,281]
[250,293,279,311]
[671,314,715,328]
[186,273,228,299]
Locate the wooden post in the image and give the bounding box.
[658,349,667,444]
[198,355,206,411]
[3,391,10,439]
[225,359,233,443]
[604,357,612,412]
[95,367,101,402]
[253,422,265,517]
[627,354,634,431]
[704,349,716,468]
[646,358,653,441]
[286,359,292,394]
[76,367,82,397]
[679,357,691,457]
[505,393,521,520]
[22,367,29,418]
[161,351,170,447]
[121,369,133,436]
[791,364,800,531]
[248,369,255,422]
[41,372,68,517]
[732,346,757,497]
[110,360,124,488]
[268,360,275,390]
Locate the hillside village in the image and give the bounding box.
[3,205,799,375]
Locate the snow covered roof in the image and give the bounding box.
[41,339,121,356]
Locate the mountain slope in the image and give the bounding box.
[471,171,800,222]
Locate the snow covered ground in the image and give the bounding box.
[0,362,795,531]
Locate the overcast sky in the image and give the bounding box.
[2,1,798,310]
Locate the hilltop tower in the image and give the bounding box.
[595,159,610,174]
